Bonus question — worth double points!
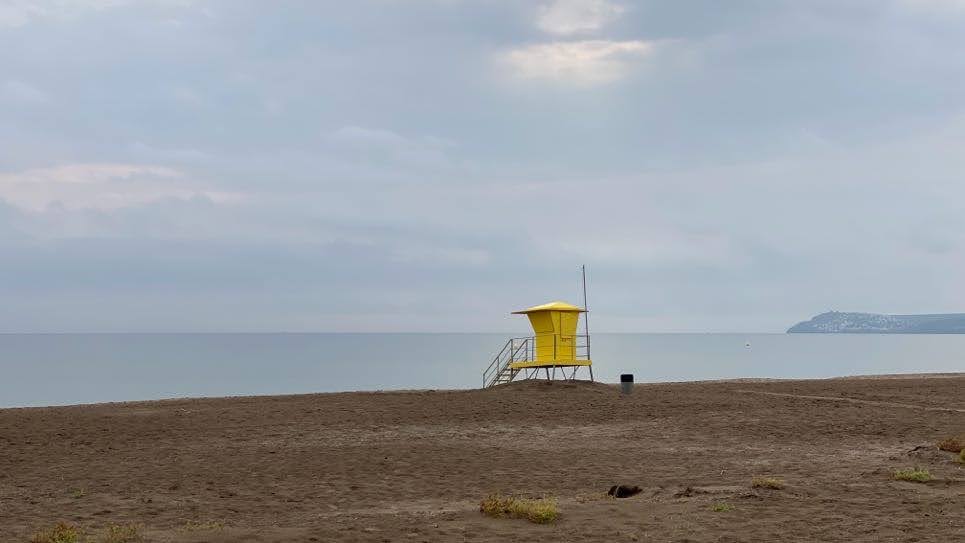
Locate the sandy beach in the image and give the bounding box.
[2,374,963,542]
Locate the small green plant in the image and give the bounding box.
[751,477,785,490]
[67,488,86,499]
[960,449,965,464]
[711,502,733,512]
[30,523,81,543]
[480,494,559,524]
[99,523,143,543]
[893,468,931,482]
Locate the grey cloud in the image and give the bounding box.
[2,1,965,331]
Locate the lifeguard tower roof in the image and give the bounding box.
[512,301,586,314]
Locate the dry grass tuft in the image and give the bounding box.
[480,494,559,524]
[960,449,965,464]
[30,523,81,543]
[180,519,226,532]
[30,522,143,543]
[751,477,785,490]
[711,502,734,512]
[576,491,611,503]
[99,523,143,543]
[893,468,931,483]
[937,436,964,453]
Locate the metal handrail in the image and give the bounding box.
[481,338,512,387]
[482,336,530,388]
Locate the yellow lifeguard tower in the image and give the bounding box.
[482,300,593,387]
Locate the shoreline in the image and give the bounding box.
[2,370,963,411]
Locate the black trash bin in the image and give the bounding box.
[620,374,633,395]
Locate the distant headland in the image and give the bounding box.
[788,311,965,334]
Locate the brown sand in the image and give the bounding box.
[2,374,964,542]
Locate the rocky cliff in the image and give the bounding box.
[787,311,965,333]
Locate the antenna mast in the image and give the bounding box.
[582,265,593,381]
[582,264,590,336]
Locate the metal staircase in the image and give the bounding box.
[482,337,533,388]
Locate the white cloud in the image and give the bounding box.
[171,86,204,107]
[1,80,50,103]
[328,125,456,167]
[0,2,42,28]
[897,0,965,10]
[503,40,653,85]
[330,126,416,149]
[536,0,624,36]
[389,244,490,267]
[127,142,208,161]
[544,229,741,268]
[890,0,965,20]
[0,163,240,211]
[0,0,196,28]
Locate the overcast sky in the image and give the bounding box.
[2,0,965,333]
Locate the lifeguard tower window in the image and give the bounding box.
[482,301,593,388]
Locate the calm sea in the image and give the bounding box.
[1,333,963,408]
